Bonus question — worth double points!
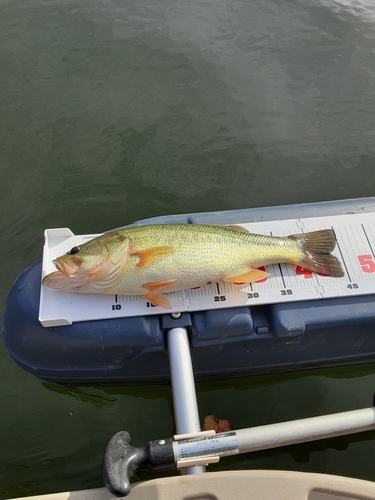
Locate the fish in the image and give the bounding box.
[42,223,344,309]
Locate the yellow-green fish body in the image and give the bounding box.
[42,223,344,308]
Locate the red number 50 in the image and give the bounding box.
[358,254,375,273]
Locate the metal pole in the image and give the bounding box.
[102,406,375,495]
[173,407,375,467]
[167,327,205,475]
[235,407,375,453]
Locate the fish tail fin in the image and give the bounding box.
[289,229,345,278]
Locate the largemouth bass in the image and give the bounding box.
[42,224,344,308]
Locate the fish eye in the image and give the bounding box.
[67,246,80,255]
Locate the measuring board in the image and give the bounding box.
[39,213,375,327]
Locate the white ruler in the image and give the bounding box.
[39,213,375,327]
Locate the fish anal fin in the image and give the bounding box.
[224,269,270,283]
[143,280,177,309]
[132,246,175,267]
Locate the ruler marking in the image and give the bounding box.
[362,224,375,259]
[269,231,288,290]
[278,264,286,289]
[342,225,356,281]
[333,226,352,283]
[216,283,221,295]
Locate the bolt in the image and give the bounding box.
[170,312,182,319]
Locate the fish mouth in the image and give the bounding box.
[42,270,68,287]
[53,257,80,277]
[42,263,91,289]
[42,269,89,290]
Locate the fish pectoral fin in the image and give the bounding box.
[143,280,177,309]
[224,269,270,283]
[132,246,175,267]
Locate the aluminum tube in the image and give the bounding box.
[236,407,375,453]
[167,327,205,475]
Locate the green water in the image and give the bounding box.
[2,0,375,497]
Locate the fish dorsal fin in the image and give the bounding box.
[224,224,249,233]
[209,224,249,233]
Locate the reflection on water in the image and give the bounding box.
[2,0,375,497]
[42,384,119,413]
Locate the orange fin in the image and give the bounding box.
[132,246,175,267]
[143,280,177,309]
[224,269,270,283]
